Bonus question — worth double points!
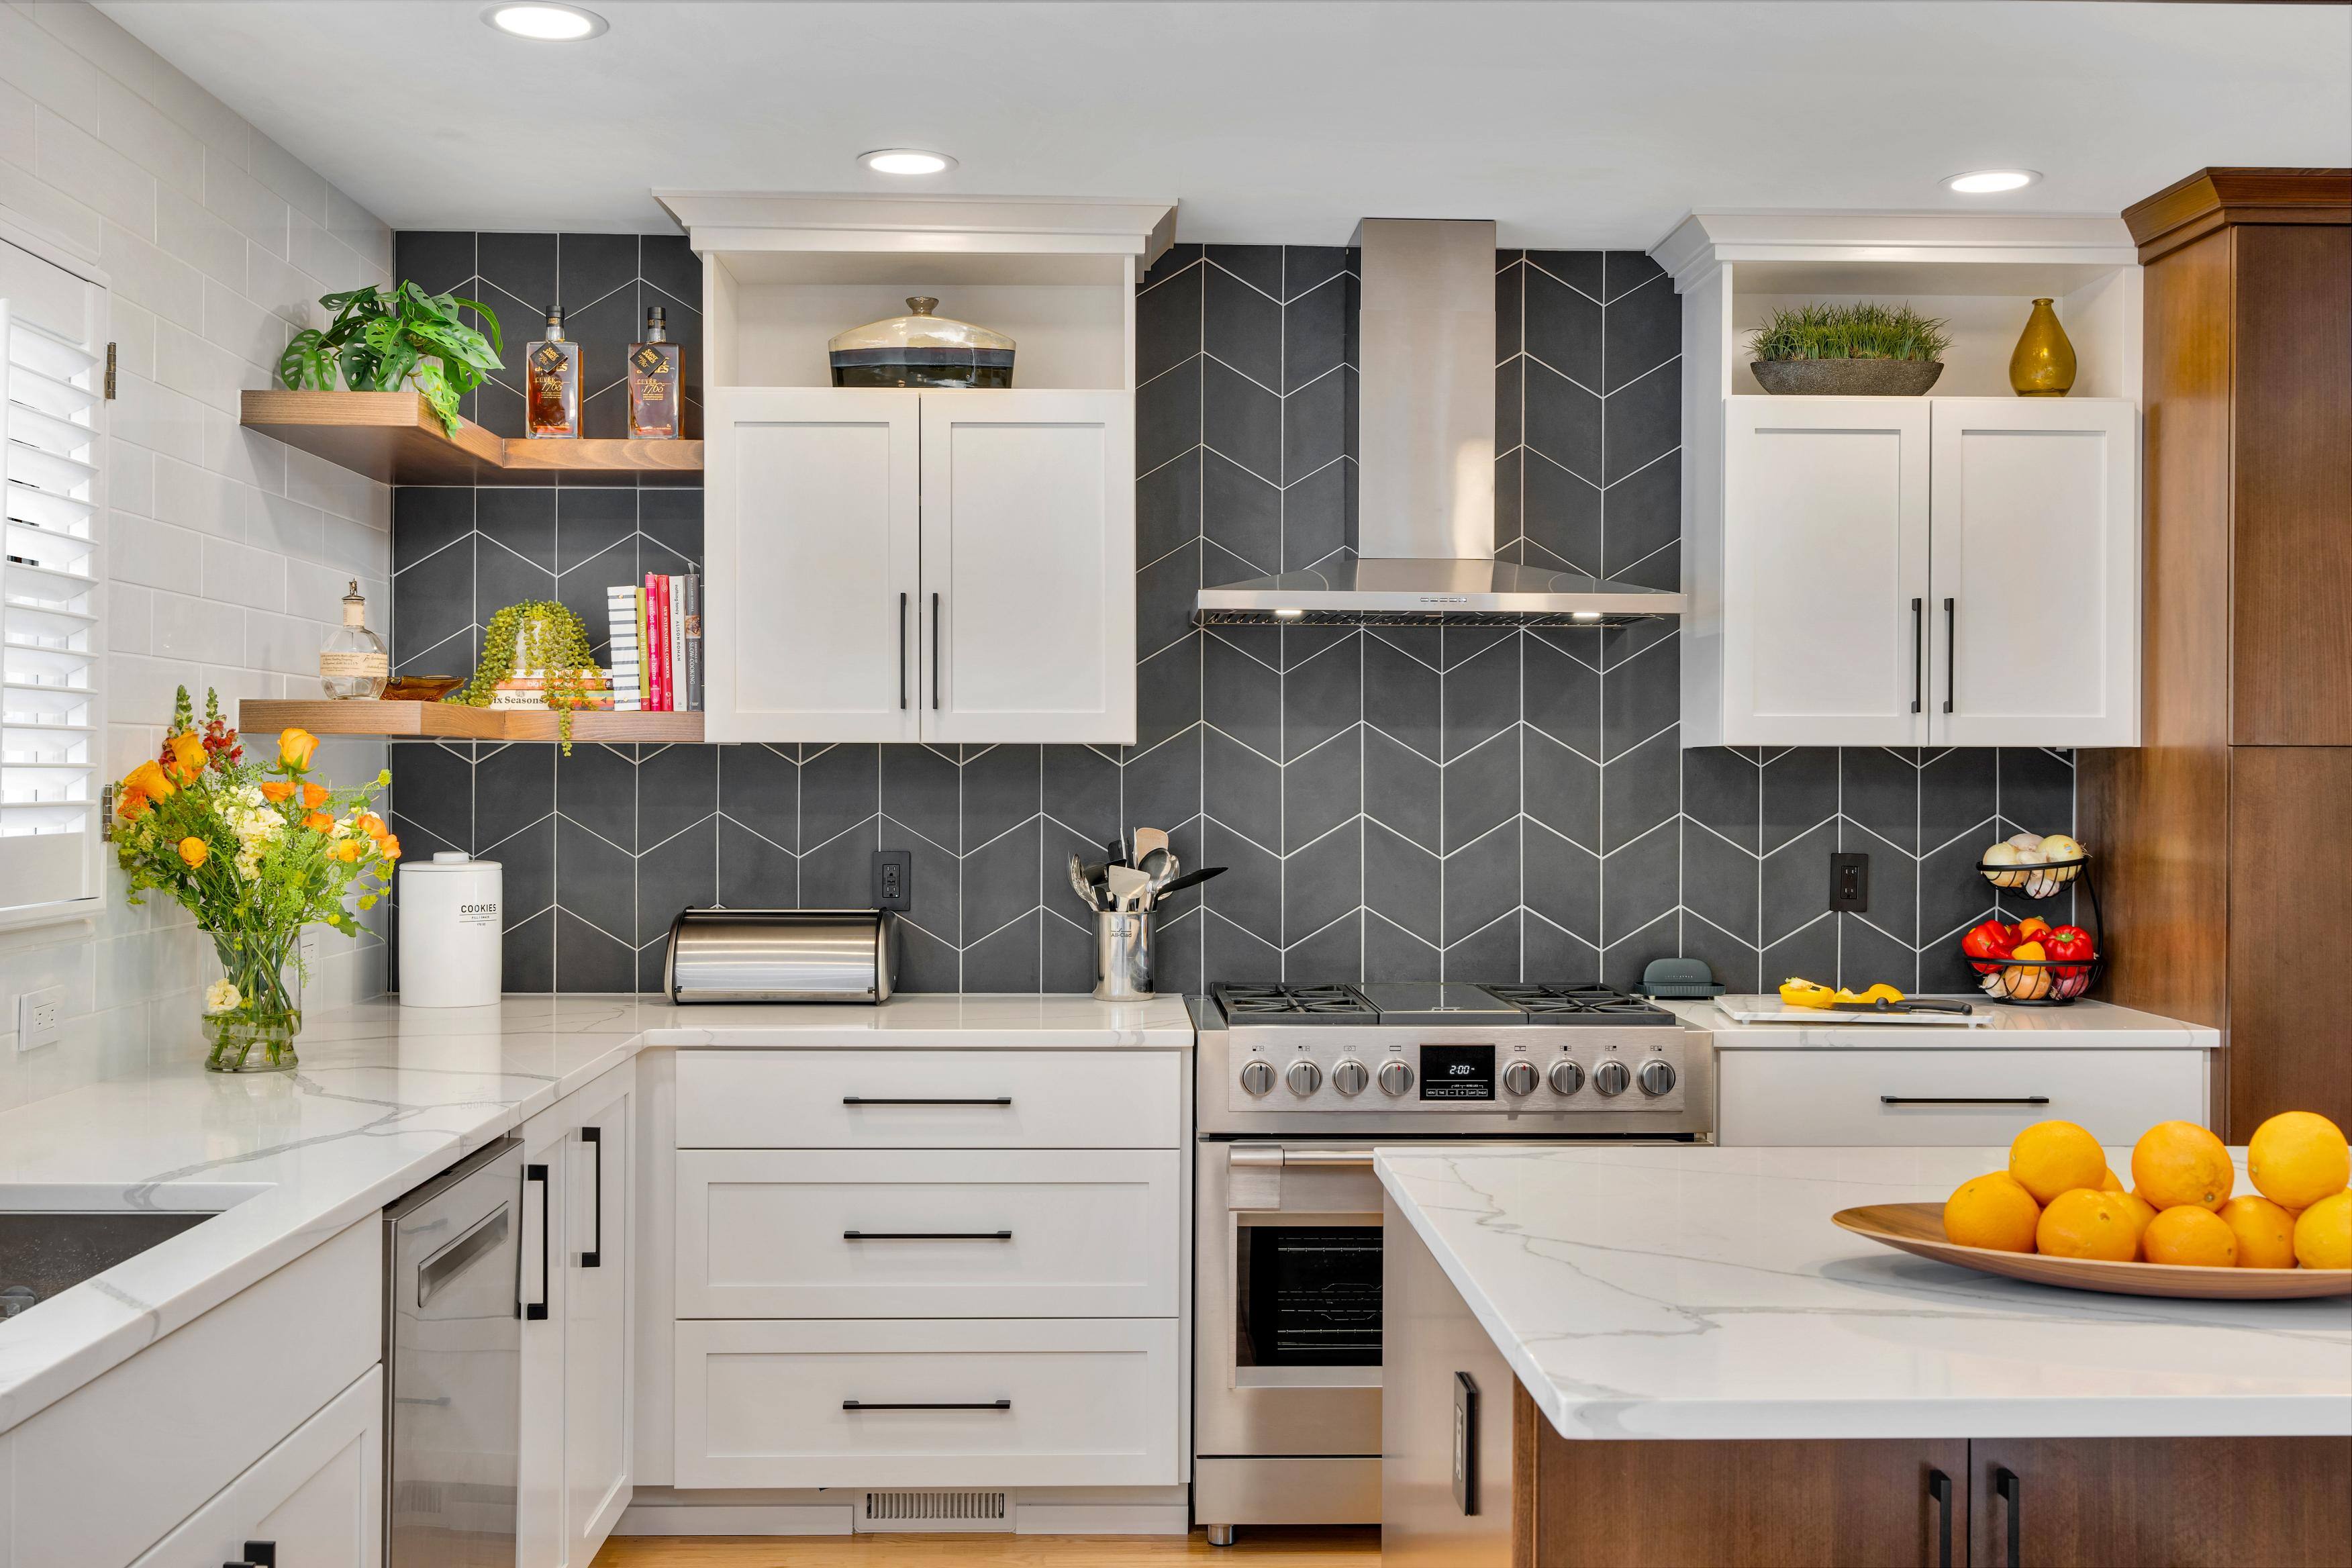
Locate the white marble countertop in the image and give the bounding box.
[1377,1143,2350,1442]
[0,993,1191,1437]
[1667,997,2221,1049]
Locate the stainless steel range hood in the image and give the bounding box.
[1194,217,1685,628]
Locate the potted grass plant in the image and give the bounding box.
[1747,302,1952,395]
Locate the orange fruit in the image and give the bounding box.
[2131,1121,2234,1212]
[2141,1205,2239,1267]
[2294,1191,2352,1271]
[2009,1120,2107,1204]
[2098,1166,2126,1193]
[1943,1172,2041,1253]
[2035,1189,2138,1262]
[2216,1195,2299,1269]
[2110,1190,2157,1257]
[2247,1112,2351,1211]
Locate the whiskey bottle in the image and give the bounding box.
[627,305,683,440]
[524,306,580,439]
[320,580,389,699]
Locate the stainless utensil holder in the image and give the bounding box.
[1093,909,1155,1001]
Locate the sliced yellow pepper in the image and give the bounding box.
[1833,983,1906,1006]
[1778,977,1836,1009]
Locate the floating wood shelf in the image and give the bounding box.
[240,699,703,744]
[238,391,702,487]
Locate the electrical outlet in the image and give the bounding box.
[1829,852,1870,914]
[17,986,64,1052]
[873,848,913,912]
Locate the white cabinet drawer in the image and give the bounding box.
[677,1148,1181,1318]
[674,1318,1180,1488]
[676,1049,1182,1148]
[1714,1048,2208,1146]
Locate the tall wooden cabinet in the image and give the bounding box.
[2079,168,2352,1137]
[660,193,1173,746]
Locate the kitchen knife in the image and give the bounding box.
[1830,997,1975,1015]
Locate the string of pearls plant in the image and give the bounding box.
[446,600,600,752]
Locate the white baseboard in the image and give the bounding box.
[617,1504,854,1536]
[1017,1504,1191,1535]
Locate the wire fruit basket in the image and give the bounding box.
[1964,850,2103,1007]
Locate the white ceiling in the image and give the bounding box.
[100,1,2352,248]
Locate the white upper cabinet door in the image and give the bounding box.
[704,388,921,742]
[1722,398,1931,746]
[1928,397,2139,747]
[918,391,1135,744]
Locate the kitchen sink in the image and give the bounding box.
[0,1212,216,1319]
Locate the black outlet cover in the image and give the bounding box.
[1830,851,1869,914]
[873,848,912,911]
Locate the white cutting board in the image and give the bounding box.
[1716,995,1994,1026]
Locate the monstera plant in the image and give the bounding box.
[277,282,503,435]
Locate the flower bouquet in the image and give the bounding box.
[115,688,401,1073]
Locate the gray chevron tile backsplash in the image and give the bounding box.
[386,236,2070,995]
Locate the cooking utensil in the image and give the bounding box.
[1130,827,1169,870]
[1150,865,1225,899]
[1104,865,1153,914]
[1069,853,1103,910]
[1106,837,1128,869]
[1833,1203,2350,1300]
[1139,845,1177,897]
[1830,997,1975,1015]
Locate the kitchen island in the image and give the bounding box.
[1376,1144,2352,1567]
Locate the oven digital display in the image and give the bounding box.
[1419,1043,1496,1100]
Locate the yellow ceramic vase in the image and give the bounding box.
[2008,297,2077,397]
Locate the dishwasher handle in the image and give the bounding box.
[416,1203,509,1308]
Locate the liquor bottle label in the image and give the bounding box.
[321,650,390,677]
[532,342,567,371]
[632,344,666,375]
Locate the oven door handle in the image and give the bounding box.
[1230,1144,1380,1170]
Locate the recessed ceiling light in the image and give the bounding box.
[482,3,606,41]
[861,149,958,177]
[1945,168,2041,195]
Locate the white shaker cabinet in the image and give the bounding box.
[1703,396,2137,748]
[703,388,1134,744]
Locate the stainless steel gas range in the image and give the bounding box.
[1190,980,1712,1546]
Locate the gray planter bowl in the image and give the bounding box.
[1750,358,1945,396]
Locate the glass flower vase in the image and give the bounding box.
[202,927,303,1073]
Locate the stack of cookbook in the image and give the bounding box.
[605,573,701,712]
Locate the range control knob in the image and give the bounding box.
[1638,1059,1678,1098]
[1286,1059,1324,1097]
[1593,1059,1631,1098]
[1547,1059,1586,1097]
[1377,1059,1415,1097]
[1238,1060,1275,1097]
[1501,1060,1540,1097]
[1330,1057,1370,1097]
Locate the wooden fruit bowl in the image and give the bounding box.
[1833,1202,2352,1300]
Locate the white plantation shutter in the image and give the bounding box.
[0,236,107,920]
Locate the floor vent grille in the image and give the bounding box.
[861,1489,1013,1531]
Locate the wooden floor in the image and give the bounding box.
[591,1528,1379,1565]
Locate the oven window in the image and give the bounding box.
[1238,1224,1382,1366]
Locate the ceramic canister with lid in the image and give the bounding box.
[397,852,502,1007]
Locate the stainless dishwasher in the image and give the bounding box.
[383,1137,523,1568]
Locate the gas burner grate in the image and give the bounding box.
[1480,983,1677,1022]
[1214,983,1377,1021]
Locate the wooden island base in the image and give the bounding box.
[1383,1197,2352,1567]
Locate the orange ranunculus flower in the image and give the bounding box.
[379,834,401,861]
[124,759,176,801]
[301,782,328,810]
[352,812,387,840]
[260,781,296,803]
[177,836,209,868]
[333,838,366,863]
[166,731,207,782]
[302,810,334,833]
[278,728,318,771]
[116,785,149,821]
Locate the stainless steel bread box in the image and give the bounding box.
[663,910,897,1003]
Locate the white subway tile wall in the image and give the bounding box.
[0,0,395,1108]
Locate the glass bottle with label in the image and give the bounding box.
[627,305,683,439]
[524,306,579,439]
[320,580,389,699]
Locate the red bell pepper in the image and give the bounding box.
[1961,918,2017,975]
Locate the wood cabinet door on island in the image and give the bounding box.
[1967,1436,2352,1568]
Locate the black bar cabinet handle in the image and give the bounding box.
[897,591,908,711]
[930,592,941,710]
[842,1095,1013,1107]
[843,1399,1012,1412]
[1910,597,1924,714]
[1927,1469,1953,1568]
[520,1163,550,1321]
[580,1125,602,1269]
[844,1230,1013,1241]
[1943,597,1957,714]
[242,1546,277,1568]
[1996,1465,2022,1567]
[1881,1095,2051,1106]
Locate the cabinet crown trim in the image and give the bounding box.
[652,191,1178,261]
[2124,167,2352,262]
[1650,209,2137,289]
